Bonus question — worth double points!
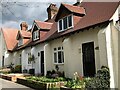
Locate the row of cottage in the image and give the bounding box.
[0,1,120,88]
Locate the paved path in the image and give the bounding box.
[0,78,34,90]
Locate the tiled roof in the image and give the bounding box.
[19,30,31,38]
[62,3,86,15]
[44,2,119,41]
[13,2,119,51]
[1,28,18,51]
[35,20,53,30]
[16,31,48,50]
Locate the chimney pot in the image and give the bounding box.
[47,3,58,19]
[20,22,28,31]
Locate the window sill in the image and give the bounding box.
[53,63,64,65]
[28,64,32,66]
[58,26,74,33]
[33,38,39,41]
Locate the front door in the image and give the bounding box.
[41,51,44,75]
[82,42,96,77]
[2,56,4,67]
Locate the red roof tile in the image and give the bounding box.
[20,30,31,38]
[35,20,53,30]
[62,3,86,15]
[14,2,119,51]
[45,2,119,41]
[1,28,18,51]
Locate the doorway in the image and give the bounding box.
[40,51,44,75]
[2,56,4,68]
[82,42,96,77]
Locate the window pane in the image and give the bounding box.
[63,17,67,29]
[33,32,35,39]
[37,31,39,39]
[36,31,38,38]
[62,47,63,50]
[59,20,62,31]
[68,15,72,27]
[54,48,57,51]
[62,51,64,63]
[54,53,57,63]
[58,51,62,63]
[58,47,61,50]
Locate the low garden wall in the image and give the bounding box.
[0,74,30,82]
[1,74,18,82]
[17,77,66,90]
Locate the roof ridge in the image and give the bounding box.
[35,20,53,24]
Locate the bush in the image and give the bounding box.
[64,66,110,89]
[14,65,22,73]
[65,72,85,89]
[26,76,65,83]
[85,66,110,88]
[65,79,85,88]
[46,70,64,78]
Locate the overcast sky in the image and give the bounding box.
[0,0,76,30]
[0,0,119,30]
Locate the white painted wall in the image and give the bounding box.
[107,6,119,88]
[21,43,45,75]
[21,48,31,73]
[0,30,4,68]
[98,28,108,67]
[118,29,120,89]
[13,50,22,67]
[31,43,45,75]
[0,30,13,68]
[111,22,119,88]
[45,27,102,78]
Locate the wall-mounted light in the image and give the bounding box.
[38,52,40,56]
[95,46,99,50]
[78,47,81,53]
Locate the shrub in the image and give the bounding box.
[65,72,85,89]
[64,66,110,89]
[14,65,22,73]
[46,70,64,78]
[26,76,65,83]
[85,66,110,88]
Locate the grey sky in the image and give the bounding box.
[0,0,75,30]
[1,0,119,30]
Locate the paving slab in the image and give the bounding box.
[0,78,34,90]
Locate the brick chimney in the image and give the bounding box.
[47,3,58,19]
[20,22,28,31]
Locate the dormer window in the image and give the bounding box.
[58,14,73,32]
[33,30,39,41]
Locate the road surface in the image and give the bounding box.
[0,78,34,90]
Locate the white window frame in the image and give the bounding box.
[53,46,64,64]
[58,14,74,32]
[33,30,39,41]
